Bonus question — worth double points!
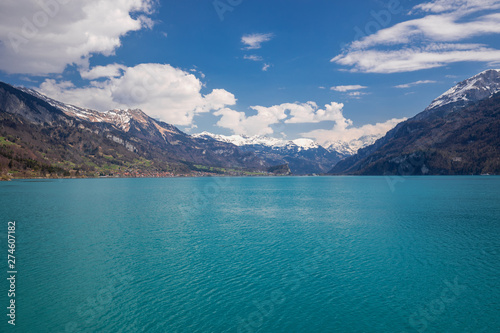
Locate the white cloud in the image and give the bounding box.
[411,0,500,14]
[283,102,346,124]
[241,33,274,50]
[201,88,237,112]
[394,80,437,88]
[244,55,263,61]
[350,12,500,50]
[80,64,127,80]
[213,101,349,136]
[333,43,500,73]
[347,91,369,98]
[243,54,272,71]
[332,0,500,73]
[0,0,155,75]
[213,98,406,146]
[38,63,236,126]
[214,105,287,136]
[331,85,367,92]
[303,117,407,148]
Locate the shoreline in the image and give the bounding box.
[0,172,300,181]
[2,174,498,181]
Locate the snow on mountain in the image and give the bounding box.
[2,82,271,173]
[427,69,500,111]
[193,131,383,156]
[18,87,150,131]
[21,87,389,157]
[193,132,343,174]
[330,69,500,175]
[291,138,319,150]
[196,69,500,157]
[325,134,381,156]
[193,132,319,151]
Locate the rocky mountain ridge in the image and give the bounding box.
[0,82,274,179]
[330,70,500,175]
[193,132,345,174]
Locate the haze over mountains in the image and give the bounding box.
[0,69,499,179]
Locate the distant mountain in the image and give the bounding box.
[324,134,385,156]
[192,132,323,149]
[330,70,500,175]
[193,132,346,174]
[0,82,273,179]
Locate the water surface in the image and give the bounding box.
[0,176,499,332]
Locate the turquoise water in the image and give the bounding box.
[0,176,499,332]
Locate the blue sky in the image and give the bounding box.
[0,0,499,145]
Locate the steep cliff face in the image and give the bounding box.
[1,83,70,125]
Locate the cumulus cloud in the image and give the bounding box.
[214,106,286,136]
[38,63,236,126]
[283,102,346,124]
[0,0,156,75]
[394,80,437,88]
[214,99,405,146]
[332,0,500,73]
[330,85,367,92]
[302,117,407,148]
[241,33,274,50]
[214,101,352,136]
[200,88,237,112]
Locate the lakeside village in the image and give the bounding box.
[1,164,293,181]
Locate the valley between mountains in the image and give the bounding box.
[0,69,499,179]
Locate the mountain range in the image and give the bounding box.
[330,69,500,175]
[192,132,346,175]
[1,69,499,179]
[0,82,277,179]
[0,83,375,178]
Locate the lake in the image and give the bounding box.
[0,176,499,332]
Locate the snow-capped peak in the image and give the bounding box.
[193,131,386,155]
[17,87,152,131]
[427,69,500,111]
[325,134,382,156]
[291,138,319,150]
[193,132,320,150]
